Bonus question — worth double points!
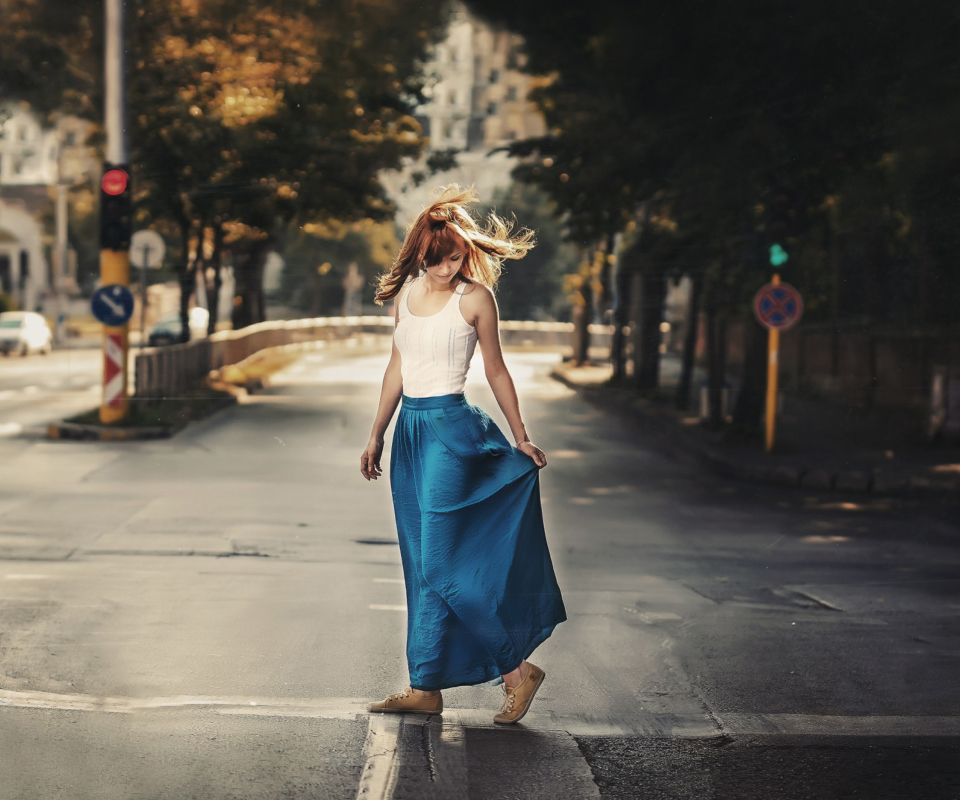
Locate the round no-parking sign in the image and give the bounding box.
[753,282,803,331]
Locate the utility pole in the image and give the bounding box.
[53,125,71,345]
[98,0,132,423]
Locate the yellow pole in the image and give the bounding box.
[99,249,129,423]
[764,273,781,452]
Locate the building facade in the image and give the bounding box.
[384,2,547,225]
[0,103,97,310]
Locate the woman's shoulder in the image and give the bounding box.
[457,280,497,325]
[458,280,493,301]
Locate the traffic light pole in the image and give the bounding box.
[100,0,129,423]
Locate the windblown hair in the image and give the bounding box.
[375,185,536,306]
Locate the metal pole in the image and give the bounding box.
[105,0,126,164]
[54,181,67,343]
[140,246,149,348]
[764,273,781,452]
[99,0,129,423]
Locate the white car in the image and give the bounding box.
[0,311,53,356]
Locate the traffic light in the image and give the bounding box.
[99,163,131,250]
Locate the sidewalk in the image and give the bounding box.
[551,361,960,499]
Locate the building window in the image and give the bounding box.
[489,69,499,84]
[506,86,518,102]
[506,50,519,70]
[65,131,77,146]
[487,102,498,116]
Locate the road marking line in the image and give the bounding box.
[369,604,406,611]
[722,713,960,737]
[0,423,22,436]
[23,385,39,394]
[372,578,404,584]
[0,689,367,718]
[3,687,959,739]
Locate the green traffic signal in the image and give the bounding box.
[769,243,788,268]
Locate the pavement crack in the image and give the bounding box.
[421,719,439,783]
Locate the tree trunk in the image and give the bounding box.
[571,281,592,366]
[596,232,616,322]
[207,224,224,336]
[707,313,727,426]
[610,258,632,382]
[732,317,768,427]
[231,239,271,330]
[704,276,727,427]
[177,216,194,344]
[634,269,666,391]
[676,271,703,410]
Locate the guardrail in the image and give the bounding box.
[132,316,614,399]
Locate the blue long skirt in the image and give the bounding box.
[390,393,566,691]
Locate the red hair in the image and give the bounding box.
[375,184,535,306]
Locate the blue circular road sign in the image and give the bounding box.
[91,284,135,327]
[753,282,803,331]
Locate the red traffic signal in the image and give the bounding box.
[100,163,132,250]
[101,168,129,196]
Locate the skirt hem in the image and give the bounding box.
[410,617,565,692]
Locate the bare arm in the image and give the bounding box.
[467,285,547,468]
[361,298,404,481]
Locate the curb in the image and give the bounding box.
[550,368,960,500]
[46,396,237,442]
[47,422,173,441]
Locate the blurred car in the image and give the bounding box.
[147,307,210,346]
[0,311,53,356]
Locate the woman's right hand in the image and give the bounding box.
[361,437,384,481]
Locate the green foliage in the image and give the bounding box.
[278,219,401,315]
[467,0,960,326]
[3,0,449,324]
[480,184,574,321]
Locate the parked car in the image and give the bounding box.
[0,311,53,356]
[147,307,210,346]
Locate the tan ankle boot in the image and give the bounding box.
[368,688,443,715]
[493,662,545,724]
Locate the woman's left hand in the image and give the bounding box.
[518,440,547,469]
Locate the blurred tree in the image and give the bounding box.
[479,183,574,321]
[468,0,960,424]
[126,0,448,333]
[3,0,448,335]
[0,0,100,120]
[279,218,400,316]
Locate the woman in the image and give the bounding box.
[360,185,566,725]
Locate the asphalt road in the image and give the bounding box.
[0,341,958,799]
[0,347,102,437]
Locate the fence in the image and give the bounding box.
[696,317,960,434]
[132,316,614,399]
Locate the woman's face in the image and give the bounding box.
[424,248,466,284]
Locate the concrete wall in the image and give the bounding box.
[698,316,960,420]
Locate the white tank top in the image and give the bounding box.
[395,278,478,398]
